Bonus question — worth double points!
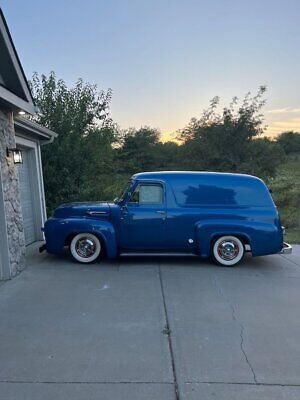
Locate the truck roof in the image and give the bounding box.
[132,171,262,182]
[132,171,272,207]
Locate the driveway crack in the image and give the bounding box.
[212,273,258,384]
[280,255,300,268]
[185,380,300,387]
[0,380,174,385]
[158,263,180,400]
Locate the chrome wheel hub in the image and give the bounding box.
[75,237,97,258]
[217,240,239,261]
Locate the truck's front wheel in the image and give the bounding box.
[211,235,244,266]
[70,233,101,263]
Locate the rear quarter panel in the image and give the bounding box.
[194,213,282,258]
[166,173,283,257]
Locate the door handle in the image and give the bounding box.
[156,210,166,214]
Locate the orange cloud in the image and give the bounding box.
[268,108,300,114]
[266,118,300,136]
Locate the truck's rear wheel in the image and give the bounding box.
[70,233,101,263]
[212,236,244,266]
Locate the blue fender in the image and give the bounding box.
[44,218,118,259]
[195,219,282,258]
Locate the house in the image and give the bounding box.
[0,9,57,280]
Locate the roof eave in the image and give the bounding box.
[14,116,58,142]
[0,86,36,114]
[0,8,35,112]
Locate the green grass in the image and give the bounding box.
[285,228,300,244]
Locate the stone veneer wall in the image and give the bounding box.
[0,109,25,277]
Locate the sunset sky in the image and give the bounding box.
[1,0,300,140]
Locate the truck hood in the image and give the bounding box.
[53,202,111,219]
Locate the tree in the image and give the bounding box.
[177,86,284,178]
[276,131,300,155]
[118,127,161,172]
[243,138,285,180]
[30,72,113,213]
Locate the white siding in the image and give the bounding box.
[18,150,36,245]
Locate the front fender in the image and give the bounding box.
[44,218,118,259]
[195,219,282,258]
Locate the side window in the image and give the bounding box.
[130,184,163,205]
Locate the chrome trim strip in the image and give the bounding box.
[87,211,108,216]
[120,252,197,257]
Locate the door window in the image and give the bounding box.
[130,184,163,204]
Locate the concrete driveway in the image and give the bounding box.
[0,244,299,399]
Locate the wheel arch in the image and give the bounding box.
[44,218,118,258]
[195,220,254,258]
[58,219,118,259]
[210,232,251,247]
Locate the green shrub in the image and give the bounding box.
[269,157,300,228]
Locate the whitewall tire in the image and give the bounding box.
[70,233,101,263]
[212,236,244,267]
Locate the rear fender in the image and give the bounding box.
[195,220,281,258]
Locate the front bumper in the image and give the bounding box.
[39,243,46,253]
[279,242,292,255]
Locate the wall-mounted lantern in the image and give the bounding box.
[6,148,23,164]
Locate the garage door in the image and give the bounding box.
[18,150,36,245]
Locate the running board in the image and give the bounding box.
[120,252,197,257]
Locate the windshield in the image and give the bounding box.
[114,181,132,203]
